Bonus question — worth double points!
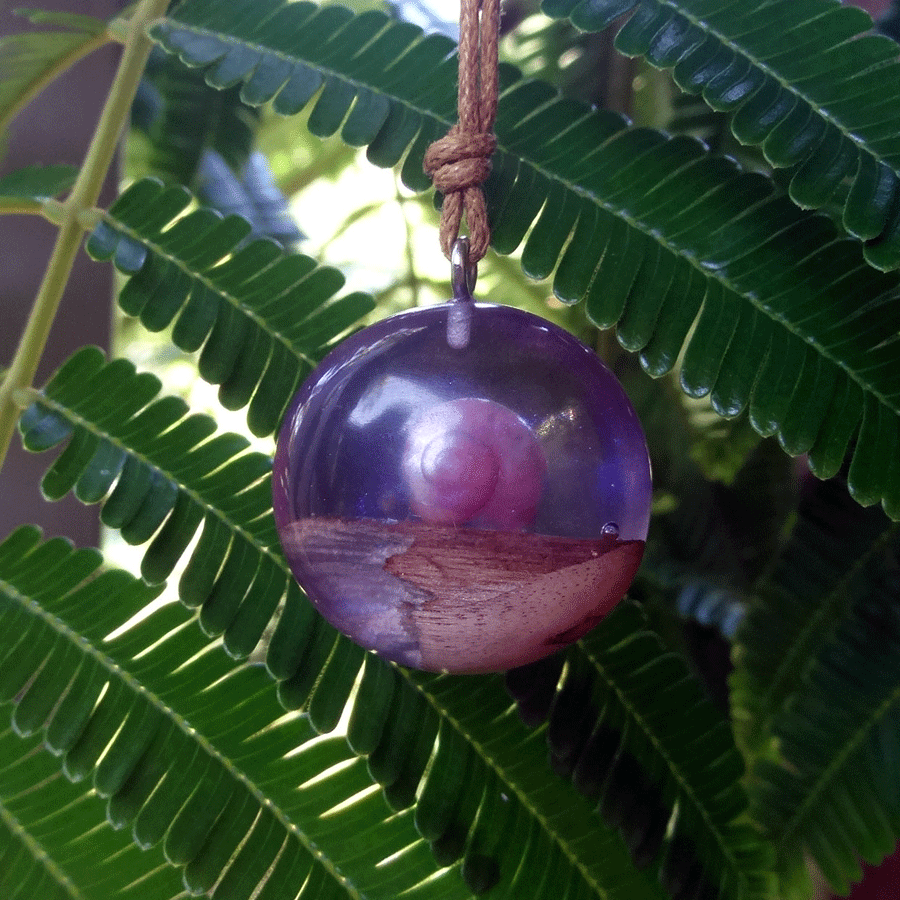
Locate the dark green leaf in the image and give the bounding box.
[86,178,374,437]
[751,542,900,894]
[0,724,184,900]
[542,0,900,270]
[0,163,76,201]
[0,527,471,900]
[732,477,898,755]
[562,602,774,899]
[139,47,263,192]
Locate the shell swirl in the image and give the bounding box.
[402,397,546,530]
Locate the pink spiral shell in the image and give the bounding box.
[402,397,546,530]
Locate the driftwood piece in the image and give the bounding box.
[282,518,644,673]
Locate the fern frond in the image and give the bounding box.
[545,601,775,900]
[731,477,898,755]
[0,526,467,900]
[139,46,260,187]
[333,601,770,900]
[752,548,900,895]
[0,726,184,900]
[148,0,900,517]
[18,350,703,898]
[86,177,373,437]
[17,346,293,655]
[542,0,900,271]
[382,664,673,900]
[0,508,700,898]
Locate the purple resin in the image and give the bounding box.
[273,301,652,673]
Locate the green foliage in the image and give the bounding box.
[0,526,467,899]
[749,535,900,895]
[0,725,184,900]
[2,2,900,900]
[86,177,372,436]
[731,479,900,893]
[732,479,898,755]
[542,0,900,270]
[531,603,774,899]
[0,163,77,200]
[137,47,261,189]
[0,9,109,133]
[11,340,753,899]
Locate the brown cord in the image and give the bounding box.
[423,0,500,263]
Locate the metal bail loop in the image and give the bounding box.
[447,237,476,350]
[451,237,477,300]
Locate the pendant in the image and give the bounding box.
[272,240,651,673]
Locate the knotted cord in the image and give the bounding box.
[423,0,500,264]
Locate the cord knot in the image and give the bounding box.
[423,0,501,264]
[424,125,497,261]
[424,127,497,194]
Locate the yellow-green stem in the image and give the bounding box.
[0,0,169,474]
[0,200,44,216]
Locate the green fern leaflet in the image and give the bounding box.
[543,0,900,271]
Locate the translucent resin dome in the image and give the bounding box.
[273,300,651,673]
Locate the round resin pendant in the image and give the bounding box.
[273,263,651,673]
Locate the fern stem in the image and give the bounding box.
[0,0,169,475]
[0,200,44,216]
[0,798,79,898]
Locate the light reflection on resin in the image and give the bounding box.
[272,301,651,673]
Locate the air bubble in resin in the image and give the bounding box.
[273,301,651,673]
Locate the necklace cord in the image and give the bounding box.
[423,0,500,264]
